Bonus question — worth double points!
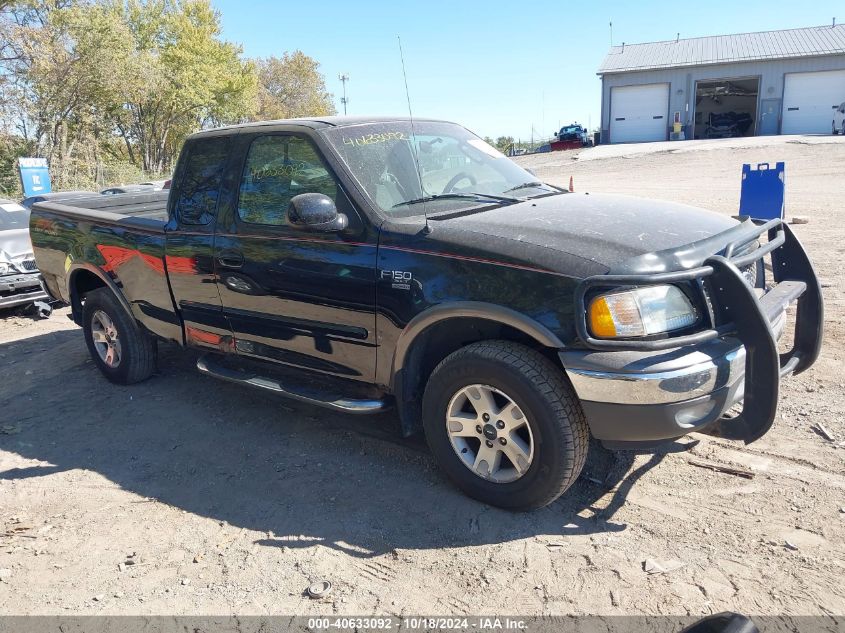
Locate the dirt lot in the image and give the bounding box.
[1,136,843,616]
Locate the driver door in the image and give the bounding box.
[214,132,379,382]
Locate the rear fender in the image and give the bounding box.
[68,264,135,327]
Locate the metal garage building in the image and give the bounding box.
[598,24,845,144]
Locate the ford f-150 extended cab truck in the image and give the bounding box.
[30,116,823,510]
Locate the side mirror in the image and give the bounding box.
[287,193,348,232]
[525,168,537,176]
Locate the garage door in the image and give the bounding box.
[610,84,669,144]
[782,70,845,134]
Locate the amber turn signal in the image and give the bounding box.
[588,296,617,338]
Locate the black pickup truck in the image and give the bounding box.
[30,116,823,510]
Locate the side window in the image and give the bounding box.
[174,136,231,225]
[238,135,338,226]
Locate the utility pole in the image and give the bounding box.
[338,73,350,115]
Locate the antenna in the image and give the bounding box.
[338,73,349,115]
[609,20,613,47]
[397,35,429,233]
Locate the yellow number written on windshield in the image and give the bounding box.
[342,132,408,147]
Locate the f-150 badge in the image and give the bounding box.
[381,269,412,290]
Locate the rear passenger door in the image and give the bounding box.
[213,132,379,382]
[165,133,235,350]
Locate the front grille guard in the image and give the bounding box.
[573,218,824,443]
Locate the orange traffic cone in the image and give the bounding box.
[568,176,574,192]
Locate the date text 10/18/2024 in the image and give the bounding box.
[307,617,528,631]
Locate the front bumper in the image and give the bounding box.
[562,324,770,447]
[563,219,823,447]
[0,272,49,309]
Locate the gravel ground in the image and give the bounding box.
[0,135,843,616]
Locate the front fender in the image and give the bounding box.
[389,301,566,382]
[386,301,567,437]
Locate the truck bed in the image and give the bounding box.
[30,190,181,343]
[34,190,170,224]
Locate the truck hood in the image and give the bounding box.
[434,192,739,274]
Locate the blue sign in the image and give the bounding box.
[18,157,52,197]
[738,162,785,222]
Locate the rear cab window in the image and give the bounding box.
[173,136,232,225]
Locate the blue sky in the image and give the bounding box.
[212,0,842,140]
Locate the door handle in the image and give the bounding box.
[216,250,244,269]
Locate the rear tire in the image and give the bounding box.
[422,340,589,510]
[82,288,156,384]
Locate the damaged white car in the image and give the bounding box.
[0,199,50,314]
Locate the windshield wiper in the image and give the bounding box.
[503,181,546,193]
[392,192,519,209]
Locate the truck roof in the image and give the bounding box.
[189,116,451,138]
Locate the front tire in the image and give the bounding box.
[82,288,156,384]
[422,341,589,510]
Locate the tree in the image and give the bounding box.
[0,0,93,184]
[0,1,335,186]
[0,0,258,179]
[96,0,257,172]
[0,133,36,196]
[254,51,335,121]
[495,135,514,154]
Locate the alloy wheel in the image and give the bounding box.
[445,384,534,483]
[91,310,122,368]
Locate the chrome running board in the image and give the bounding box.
[196,354,391,415]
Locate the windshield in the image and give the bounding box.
[321,121,559,217]
[0,202,30,230]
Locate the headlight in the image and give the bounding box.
[0,262,10,275]
[588,285,699,338]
